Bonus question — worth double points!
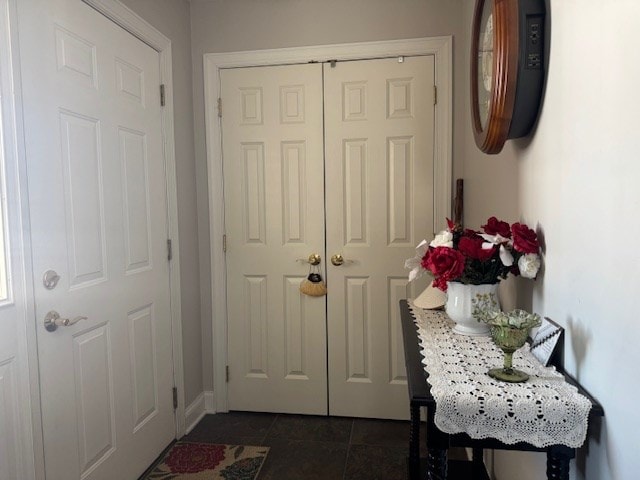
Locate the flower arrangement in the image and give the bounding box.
[405,217,541,291]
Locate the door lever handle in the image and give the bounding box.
[44,311,87,332]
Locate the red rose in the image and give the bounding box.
[432,276,449,291]
[511,223,539,253]
[422,246,465,284]
[482,217,511,238]
[458,236,496,261]
[165,443,226,473]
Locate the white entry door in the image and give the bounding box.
[324,57,435,419]
[223,56,434,419]
[19,1,175,479]
[222,64,328,414]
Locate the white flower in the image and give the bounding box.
[480,233,514,266]
[498,245,514,267]
[518,253,541,279]
[404,239,429,282]
[479,233,510,245]
[429,230,453,248]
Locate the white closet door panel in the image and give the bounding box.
[222,64,327,414]
[324,57,436,419]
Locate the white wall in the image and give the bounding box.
[462,1,640,479]
[119,0,203,406]
[190,0,468,393]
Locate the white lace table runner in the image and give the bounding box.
[408,301,592,448]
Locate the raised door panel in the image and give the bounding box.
[241,143,267,245]
[281,141,306,245]
[343,139,368,245]
[387,278,409,384]
[280,85,305,124]
[60,110,107,288]
[343,82,367,121]
[387,78,413,119]
[283,276,308,380]
[387,136,413,245]
[115,58,145,106]
[72,324,116,476]
[345,277,371,383]
[128,304,158,432]
[240,88,263,125]
[120,128,152,274]
[55,25,97,89]
[244,275,268,378]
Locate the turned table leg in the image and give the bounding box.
[409,402,421,479]
[472,448,484,479]
[427,447,448,480]
[547,445,574,480]
[426,405,449,480]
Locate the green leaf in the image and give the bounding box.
[234,445,245,459]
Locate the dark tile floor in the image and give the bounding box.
[181,412,420,480]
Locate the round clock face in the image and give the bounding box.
[471,0,545,154]
[477,1,494,129]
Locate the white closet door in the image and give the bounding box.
[324,56,435,419]
[222,64,328,414]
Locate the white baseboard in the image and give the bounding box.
[204,391,215,413]
[184,390,216,435]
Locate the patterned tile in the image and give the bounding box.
[267,414,353,443]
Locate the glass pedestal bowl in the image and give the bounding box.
[488,325,531,383]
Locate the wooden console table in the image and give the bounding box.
[399,300,604,480]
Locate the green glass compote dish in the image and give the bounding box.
[472,294,542,383]
[487,324,532,382]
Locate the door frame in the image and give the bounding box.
[204,37,453,412]
[0,0,44,477]
[7,2,186,475]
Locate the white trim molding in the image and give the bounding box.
[204,37,453,412]
[82,0,186,437]
[184,391,216,435]
[204,390,216,413]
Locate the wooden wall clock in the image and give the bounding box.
[471,0,546,154]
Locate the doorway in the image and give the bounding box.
[206,37,452,418]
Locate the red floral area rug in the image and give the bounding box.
[144,442,269,480]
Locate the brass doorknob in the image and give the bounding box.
[331,254,344,266]
[308,253,321,265]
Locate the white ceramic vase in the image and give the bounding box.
[445,282,499,336]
